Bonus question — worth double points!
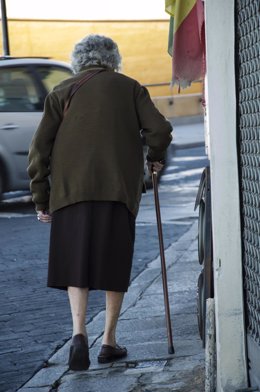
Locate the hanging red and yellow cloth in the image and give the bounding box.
[166,0,205,88]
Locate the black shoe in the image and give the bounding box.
[97,344,127,364]
[68,334,90,371]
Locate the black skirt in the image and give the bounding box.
[48,201,135,292]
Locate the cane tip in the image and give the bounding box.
[168,345,175,354]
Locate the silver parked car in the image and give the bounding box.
[0,57,72,198]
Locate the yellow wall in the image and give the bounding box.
[1,19,202,99]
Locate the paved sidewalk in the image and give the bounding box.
[18,222,204,392]
[171,115,205,149]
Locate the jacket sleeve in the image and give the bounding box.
[27,92,62,211]
[135,83,173,161]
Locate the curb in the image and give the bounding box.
[172,141,205,150]
[169,115,204,126]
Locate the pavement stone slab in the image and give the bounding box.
[16,388,50,392]
[124,360,168,375]
[58,371,138,392]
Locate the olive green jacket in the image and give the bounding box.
[28,67,173,216]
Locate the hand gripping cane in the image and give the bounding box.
[152,171,174,354]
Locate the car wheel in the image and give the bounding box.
[198,199,205,264]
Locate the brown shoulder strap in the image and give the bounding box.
[63,69,104,116]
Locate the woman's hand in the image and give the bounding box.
[37,210,52,223]
[147,160,164,175]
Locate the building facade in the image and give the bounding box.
[205,0,260,390]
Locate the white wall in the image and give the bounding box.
[205,0,248,390]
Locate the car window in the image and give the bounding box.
[0,67,42,112]
[36,66,72,93]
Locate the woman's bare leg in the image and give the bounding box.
[68,287,89,337]
[102,291,125,346]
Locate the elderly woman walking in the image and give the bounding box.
[28,34,172,371]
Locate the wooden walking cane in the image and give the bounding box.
[152,170,175,354]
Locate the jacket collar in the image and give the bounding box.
[79,65,114,73]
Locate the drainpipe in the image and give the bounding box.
[1,0,10,56]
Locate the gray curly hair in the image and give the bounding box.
[71,34,122,73]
